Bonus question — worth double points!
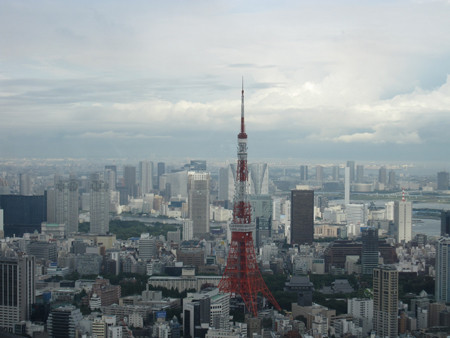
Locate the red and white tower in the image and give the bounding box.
[218,81,281,317]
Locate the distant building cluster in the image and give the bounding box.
[0,158,450,336]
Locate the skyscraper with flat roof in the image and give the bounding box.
[90,176,109,235]
[437,171,449,190]
[332,166,339,181]
[290,189,314,245]
[441,211,450,237]
[139,161,153,196]
[315,165,324,183]
[435,237,450,303]
[188,171,210,237]
[394,200,412,243]
[250,194,272,248]
[346,161,355,183]
[378,166,387,185]
[373,265,398,338]
[361,227,379,275]
[0,255,35,331]
[19,173,32,196]
[123,165,137,199]
[55,178,79,234]
[356,165,364,183]
[300,165,308,181]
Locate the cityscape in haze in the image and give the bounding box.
[2,1,450,337]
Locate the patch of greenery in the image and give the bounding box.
[109,220,178,239]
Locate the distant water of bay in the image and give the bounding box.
[330,200,447,238]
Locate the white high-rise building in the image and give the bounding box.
[55,178,79,234]
[385,201,395,221]
[210,290,230,330]
[139,233,156,261]
[139,161,153,197]
[394,200,412,243]
[90,177,110,235]
[435,237,450,303]
[188,171,210,237]
[347,298,373,335]
[345,203,367,226]
[249,163,269,195]
[183,219,193,241]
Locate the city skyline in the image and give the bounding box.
[2,1,450,162]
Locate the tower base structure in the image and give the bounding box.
[219,231,281,317]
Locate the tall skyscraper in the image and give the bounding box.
[373,265,398,338]
[435,237,450,303]
[188,171,210,237]
[356,165,364,183]
[394,199,412,243]
[19,173,32,196]
[157,162,165,188]
[55,178,79,234]
[315,165,324,183]
[250,194,272,248]
[249,163,269,195]
[361,227,379,275]
[441,210,450,237]
[218,164,236,204]
[123,165,137,199]
[437,171,449,190]
[104,168,116,191]
[0,255,35,331]
[344,167,350,206]
[332,166,339,181]
[388,170,396,189]
[90,176,110,235]
[104,165,117,188]
[346,161,355,183]
[300,165,308,181]
[378,166,387,185]
[290,189,314,245]
[139,161,153,196]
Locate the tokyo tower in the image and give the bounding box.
[218,81,281,317]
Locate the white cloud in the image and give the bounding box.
[2,1,450,159]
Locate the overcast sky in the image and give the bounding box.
[1,1,450,165]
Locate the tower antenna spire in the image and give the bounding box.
[240,77,245,135]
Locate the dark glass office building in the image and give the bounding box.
[0,194,47,237]
[361,227,379,275]
[290,189,314,245]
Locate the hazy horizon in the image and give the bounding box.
[2,1,450,164]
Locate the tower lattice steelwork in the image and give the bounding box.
[218,82,281,317]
